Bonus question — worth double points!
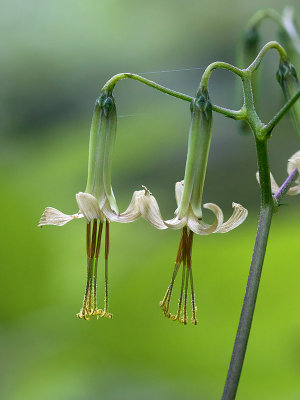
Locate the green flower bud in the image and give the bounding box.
[85,92,118,213]
[178,89,212,219]
[276,60,300,140]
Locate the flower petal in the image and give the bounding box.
[175,181,184,208]
[187,203,224,234]
[164,214,187,230]
[287,185,300,195]
[76,192,102,222]
[103,188,167,229]
[218,202,248,233]
[288,150,300,184]
[102,191,142,223]
[38,207,82,227]
[138,190,167,230]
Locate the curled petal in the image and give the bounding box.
[188,203,224,234]
[76,192,102,222]
[218,202,248,233]
[164,214,187,230]
[103,191,142,223]
[138,191,167,230]
[103,189,167,229]
[38,207,82,227]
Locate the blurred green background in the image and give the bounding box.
[1,1,300,399]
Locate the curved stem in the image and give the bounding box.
[222,139,273,400]
[212,105,244,120]
[102,72,242,120]
[199,62,245,91]
[248,41,287,73]
[244,8,282,31]
[102,72,193,102]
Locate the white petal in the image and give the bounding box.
[38,207,82,227]
[76,192,102,222]
[175,180,184,208]
[287,185,300,196]
[187,203,224,234]
[103,191,142,223]
[256,171,280,194]
[287,150,300,184]
[138,191,167,230]
[218,202,248,233]
[103,189,167,229]
[164,214,188,230]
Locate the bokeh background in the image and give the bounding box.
[1,1,300,399]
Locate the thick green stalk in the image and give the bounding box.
[222,139,273,400]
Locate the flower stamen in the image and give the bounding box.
[78,219,104,319]
[102,221,113,319]
[187,231,197,325]
[160,231,183,317]
[162,227,197,325]
[92,221,103,316]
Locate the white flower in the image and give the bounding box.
[164,181,248,234]
[39,88,248,325]
[158,180,248,325]
[38,185,167,320]
[256,150,300,196]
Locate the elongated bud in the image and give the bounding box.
[102,96,118,214]
[85,92,118,213]
[178,89,212,219]
[276,60,300,140]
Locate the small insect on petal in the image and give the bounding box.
[38,207,82,227]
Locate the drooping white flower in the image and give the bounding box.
[164,181,248,234]
[39,92,126,320]
[158,180,248,325]
[157,89,248,325]
[39,87,248,325]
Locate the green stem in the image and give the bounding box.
[102,72,192,101]
[248,41,287,73]
[244,8,282,30]
[262,88,300,136]
[222,139,273,400]
[199,62,245,90]
[102,72,242,120]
